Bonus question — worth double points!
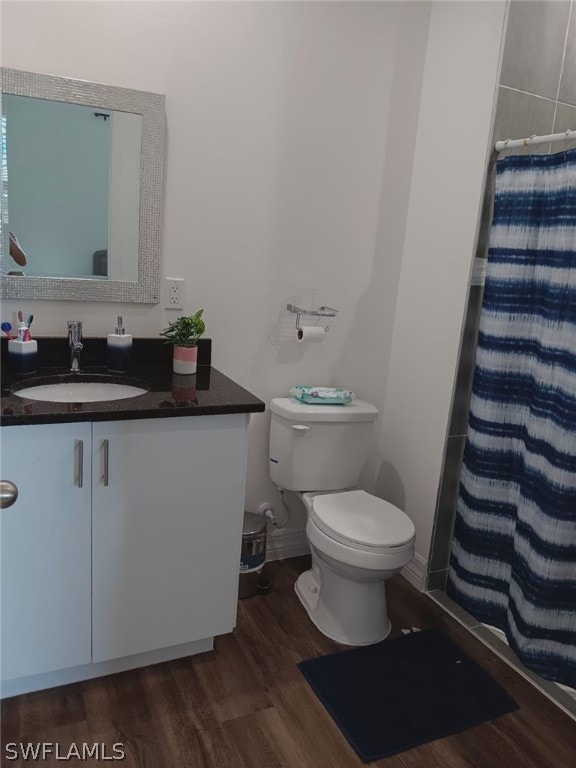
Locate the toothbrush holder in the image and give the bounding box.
[8,339,38,374]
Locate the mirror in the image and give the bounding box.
[1,68,165,303]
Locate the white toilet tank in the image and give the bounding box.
[269,397,379,492]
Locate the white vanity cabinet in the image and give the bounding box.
[91,416,247,662]
[1,423,92,681]
[1,414,248,693]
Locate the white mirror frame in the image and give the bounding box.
[0,68,165,303]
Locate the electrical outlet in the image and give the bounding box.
[164,278,184,309]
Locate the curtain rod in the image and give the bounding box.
[495,129,576,152]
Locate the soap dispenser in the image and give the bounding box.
[107,315,132,372]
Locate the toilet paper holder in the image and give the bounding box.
[286,303,339,333]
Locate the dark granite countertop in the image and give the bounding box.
[1,338,264,426]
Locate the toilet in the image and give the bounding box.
[269,397,415,646]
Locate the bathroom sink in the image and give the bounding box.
[12,376,149,403]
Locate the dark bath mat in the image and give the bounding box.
[298,629,518,761]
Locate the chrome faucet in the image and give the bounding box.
[67,321,83,372]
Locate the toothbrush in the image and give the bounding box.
[16,311,27,341]
[1,321,12,339]
[27,314,34,329]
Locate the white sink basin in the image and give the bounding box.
[14,381,149,403]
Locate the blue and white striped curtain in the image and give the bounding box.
[447,149,576,688]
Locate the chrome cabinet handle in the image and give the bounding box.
[101,439,109,487]
[0,480,18,509]
[74,440,84,488]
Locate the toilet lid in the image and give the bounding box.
[311,490,415,549]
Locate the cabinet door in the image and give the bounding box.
[1,423,92,681]
[92,415,247,662]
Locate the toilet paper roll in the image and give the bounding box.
[297,326,325,343]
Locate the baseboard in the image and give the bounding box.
[401,552,427,591]
[1,636,213,699]
[267,527,309,561]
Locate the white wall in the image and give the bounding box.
[1,2,507,575]
[0,1,431,556]
[375,1,506,587]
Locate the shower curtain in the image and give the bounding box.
[447,148,576,688]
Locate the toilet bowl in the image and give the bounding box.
[268,397,415,646]
[295,490,415,645]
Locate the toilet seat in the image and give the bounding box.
[310,490,415,554]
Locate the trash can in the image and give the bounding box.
[239,512,267,599]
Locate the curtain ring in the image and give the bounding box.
[528,135,537,162]
[565,129,571,153]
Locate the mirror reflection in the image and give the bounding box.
[1,67,164,304]
[2,94,141,282]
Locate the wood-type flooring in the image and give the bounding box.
[2,556,575,767]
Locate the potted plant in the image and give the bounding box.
[160,309,206,374]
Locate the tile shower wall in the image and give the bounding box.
[427,0,576,591]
